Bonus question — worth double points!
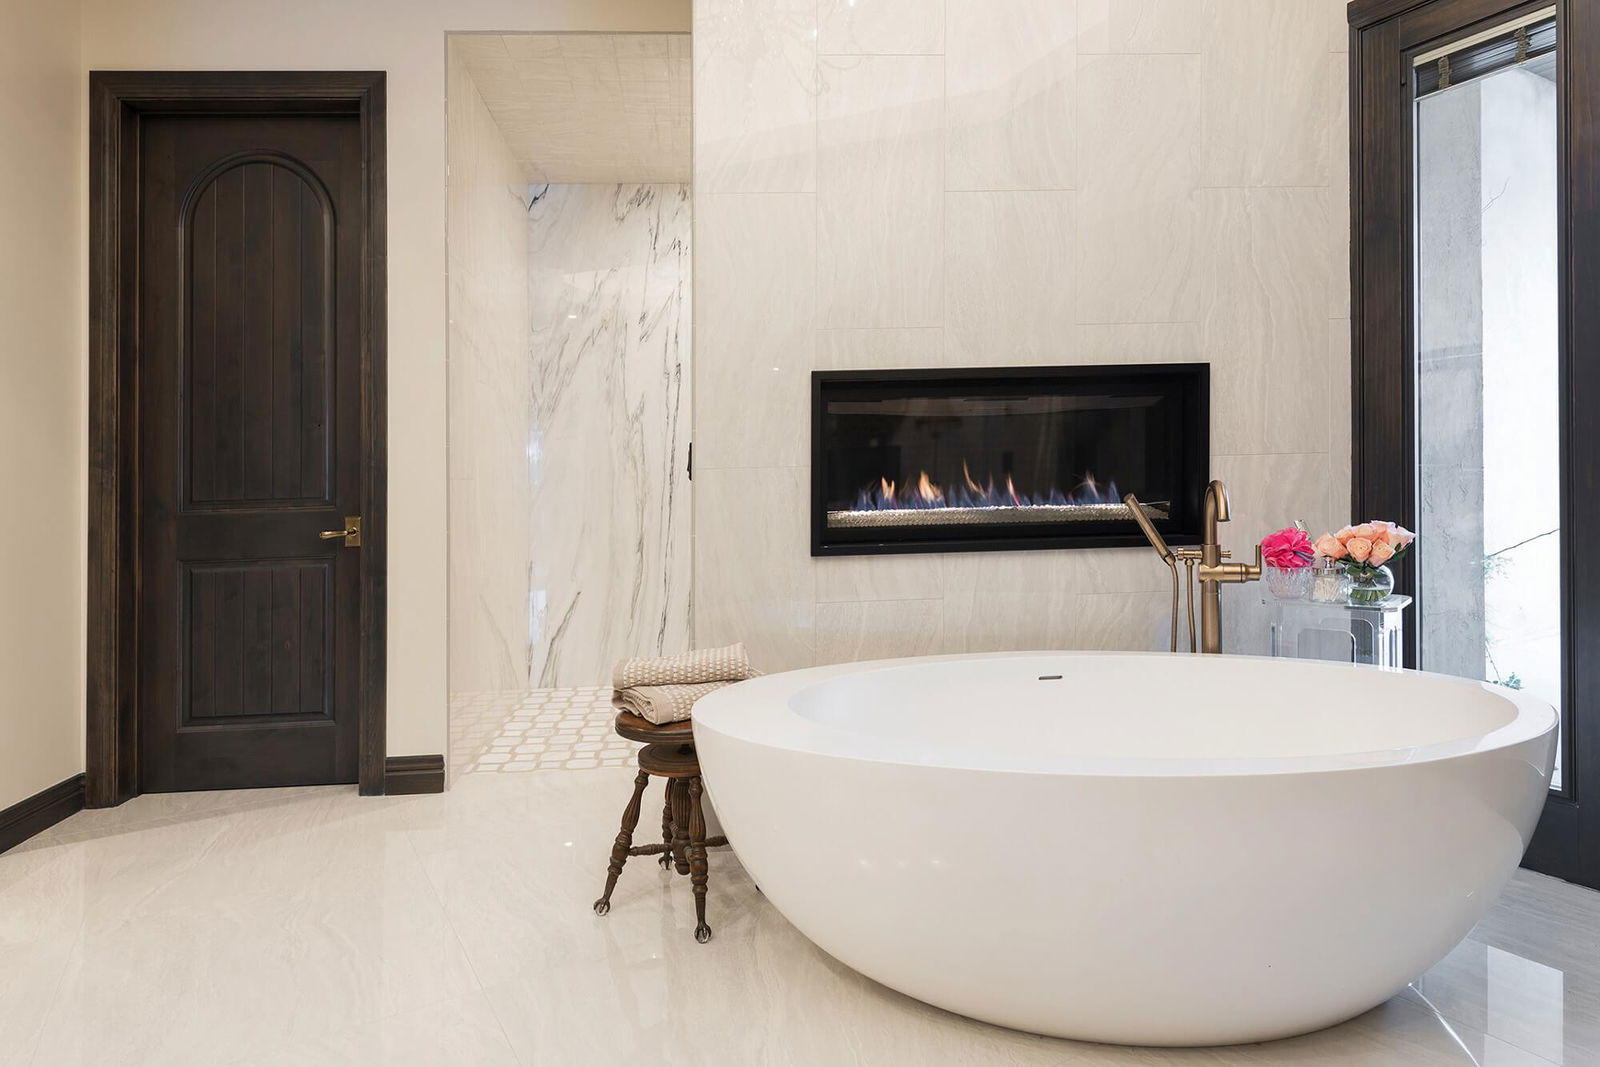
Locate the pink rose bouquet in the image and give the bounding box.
[1260,527,1315,570]
[1312,521,1416,601]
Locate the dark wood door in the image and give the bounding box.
[137,114,364,792]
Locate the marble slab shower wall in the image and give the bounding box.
[692,0,1353,670]
[447,54,533,696]
[527,183,693,687]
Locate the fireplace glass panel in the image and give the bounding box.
[812,367,1208,555]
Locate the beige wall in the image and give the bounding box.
[0,0,84,811]
[691,0,1354,669]
[79,0,691,758]
[446,52,532,697]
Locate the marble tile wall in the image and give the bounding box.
[448,54,534,695]
[527,183,693,686]
[692,0,1353,670]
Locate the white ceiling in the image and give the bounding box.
[450,33,690,185]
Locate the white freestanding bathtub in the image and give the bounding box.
[692,652,1557,1047]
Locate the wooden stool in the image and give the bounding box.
[592,710,728,943]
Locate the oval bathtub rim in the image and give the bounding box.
[690,651,1558,780]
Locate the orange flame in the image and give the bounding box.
[915,471,944,504]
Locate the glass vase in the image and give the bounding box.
[1345,564,1395,605]
[1264,564,1313,600]
[1309,559,1349,603]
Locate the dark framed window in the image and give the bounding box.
[1350,0,1600,887]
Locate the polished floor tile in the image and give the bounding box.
[1,766,1594,1065]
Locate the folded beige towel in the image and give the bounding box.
[612,643,751,691]
[615,680,734,725]
[612,643,754,724]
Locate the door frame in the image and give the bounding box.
[1350,0,1599,886]
[87,71,388,805]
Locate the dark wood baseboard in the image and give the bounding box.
[0,774,86,855]
[384,755,445,795]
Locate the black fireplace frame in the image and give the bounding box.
[810,364,1210,556]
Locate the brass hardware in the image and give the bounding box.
[319,516,362,547]
[1126,480,1260,655]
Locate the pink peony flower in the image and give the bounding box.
[1346,536,1374,563]
[1369,539,1396,566]
[1314,533,1347,559]
[1261,527,1315,569]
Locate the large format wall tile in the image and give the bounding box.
[1075,53,1200,325]
[1196,187,1337,457]
[695,467,817,672]
[819,0,944,56]
[816,327,945,370]
[1077,0,1209,54]
[815,599,945,663]
[945,190,1076,364]
[525,184,693,687]
[817,552,945,603]
[818,54,945,328]
[694,0,1352,671]
[693,193,816,470]
[694,0,818,192]
[1200,0,1343,188]
[940,589,1077,654]
[1072,322,1201,365]
[946,0,1077,191]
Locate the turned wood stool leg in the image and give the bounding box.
[594,769,650,916]
[688,776,711,944]
[659,787,675,869]
[670,778,691,875]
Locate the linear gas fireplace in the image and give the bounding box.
[811,365,1209,555]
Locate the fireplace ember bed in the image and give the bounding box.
[811,365,1209,556]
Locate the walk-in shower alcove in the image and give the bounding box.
[811,365,1209,555]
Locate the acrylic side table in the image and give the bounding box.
[1263,594,1412,668]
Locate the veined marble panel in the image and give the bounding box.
[527,183,693,687]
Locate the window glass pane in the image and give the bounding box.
[1415,47,1562,786]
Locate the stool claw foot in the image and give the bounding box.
[593,899,611,916]
[695,924,712,944]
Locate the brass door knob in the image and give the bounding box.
[319,517,363,547]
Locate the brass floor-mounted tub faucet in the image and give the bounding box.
[1125,480,1261,654]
